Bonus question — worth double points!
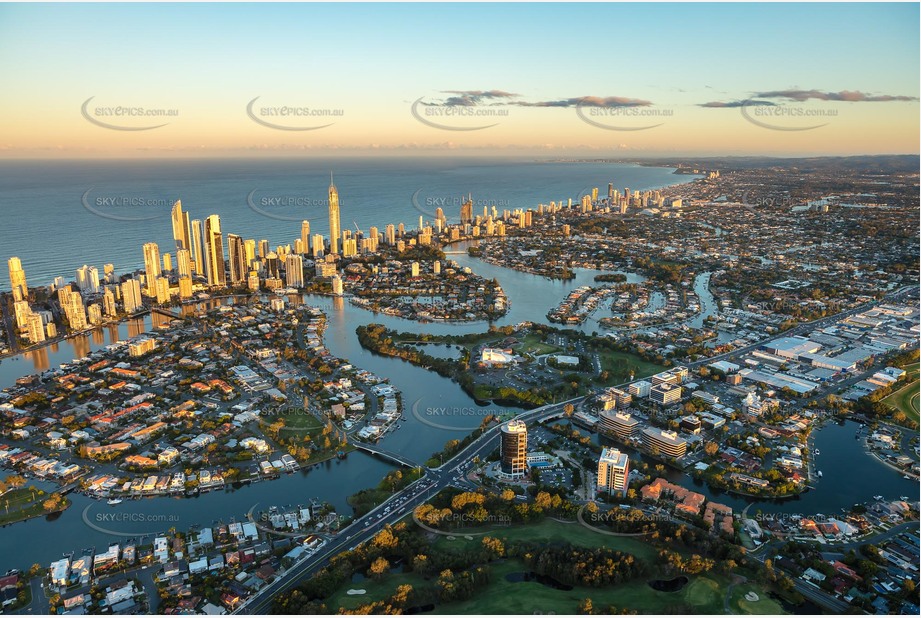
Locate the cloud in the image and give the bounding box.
[516,96,653,108]
[699,100,776,108]
[420,91,654,108]
[701,89,918,107]
[437,90,520,106]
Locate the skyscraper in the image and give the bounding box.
[171,200,191,252]
[203,215,226,287]
[285,254,304,288]
[500,420,528,478]
[177,249,192,278]
[227,234,247,285]
[596,447,630,496]
[76,265,100,294]
[142,243,161,296]
[328,172,341,255]
[8,257,27,301]
[121,279,143,314]
[460,194,474,225]
[300,220,311,254]
[190,219,204,275]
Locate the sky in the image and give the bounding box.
[0,1,918,158]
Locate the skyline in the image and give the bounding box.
[0,2,919,158]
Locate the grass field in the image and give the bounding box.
[729,582,785,614]
[511,333,563,358]
[323,519,780,614]
[431,518,659,562]
[275,411,325,436]
[0,487,65,525]
[596,349,664,385]
[882,364,920,424]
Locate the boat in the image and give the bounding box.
[816,471,823,478]
[873,495,884,501]
[107,498,122,505]
[900,496,909,501]
[814,449,820,455]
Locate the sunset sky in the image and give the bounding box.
[0,1,918,158]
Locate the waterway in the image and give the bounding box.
[0,183,916,573]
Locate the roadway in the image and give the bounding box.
[234,396,581,614]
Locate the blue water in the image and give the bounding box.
[0,157,683,290]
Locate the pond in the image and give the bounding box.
[504,571,574,591]
[648,575,689,592]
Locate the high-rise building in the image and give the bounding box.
[75,265,100,294]
[121,279,143,314]
[203,215,226,287]
[177,249,192,278]
[596,447,630,496]
[171,200,191,252]
[331,274,343,296]
[500,420,528,478]
[641,428,687,458]
[285,254,304,288]
[300,220,311,253]
[25,312,45,343]
[8,257,28,301]
[102,287,117,317]
[162,253,172,272]
[311,234,325,257]
[190,219,204,275]
[178,276,193,299]
[328,173,341,254]
[155,276,171,304]
[460,193,474,224]
[227,234,247,285]
[142,243,161,296]
[385,224,396,245]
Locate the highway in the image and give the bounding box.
[233,396,582,614]
[234,287,917,614]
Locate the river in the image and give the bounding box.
[0,229,916,573]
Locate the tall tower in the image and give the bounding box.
[596,447,630,496]
[328,172,341,255]
[142,243,161,296]
[300,220,311,254]
[171,200,191,252]
[7,257,28,301]
[203,215,226,287]
[227,234,247,285]
[190,219,204,275]
[500,420,528,478]
[460,194,473,224]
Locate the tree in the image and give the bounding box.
[577,598,595,615]
[368,556,390,581]
[564,403,575,417]
[704,441,719,457]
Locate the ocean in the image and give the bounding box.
[0,157,685,290]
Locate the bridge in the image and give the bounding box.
[353,443,421,469]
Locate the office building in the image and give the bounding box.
[650,383,682,405]
[599,410,639,440]
[641,428,687,458]
[500,420,528,478]
[597,447,630,495]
